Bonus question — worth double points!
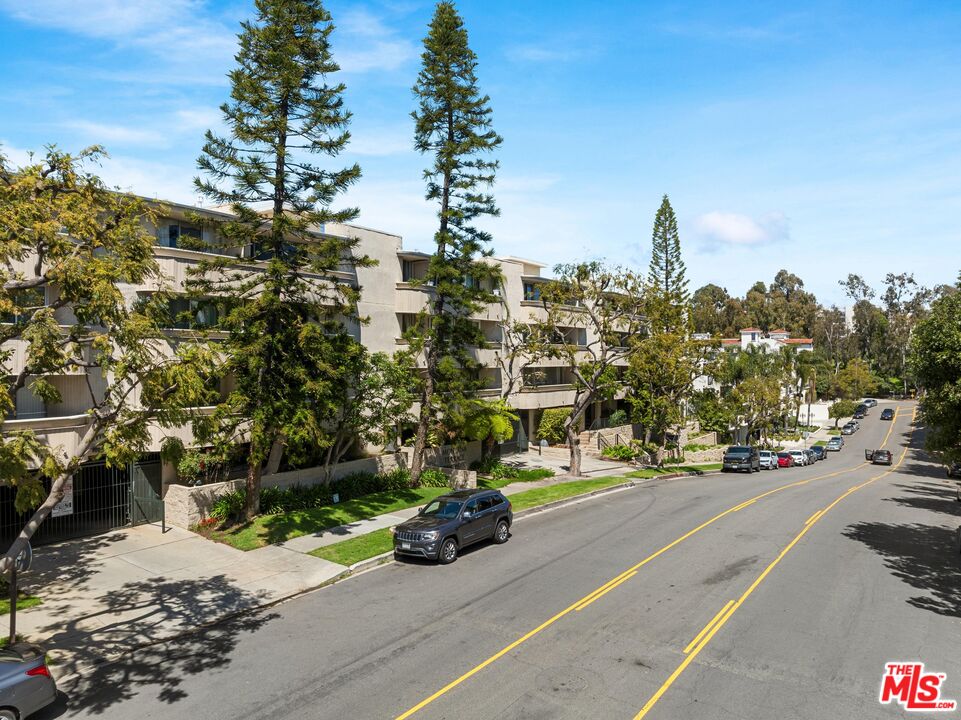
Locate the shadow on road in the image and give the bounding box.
[844,477,961,619]
[43,575,278,717]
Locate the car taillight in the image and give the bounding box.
[26,665,50,678]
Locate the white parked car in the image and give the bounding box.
[789,450,808,466]
[758,450,779,470]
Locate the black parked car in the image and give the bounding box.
[722,446,761,473]
[810,445,827,461]
[880,408,894,420]
[392,489,512,564]
[852,405,867,419]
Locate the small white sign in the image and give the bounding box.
[51,478,74,518]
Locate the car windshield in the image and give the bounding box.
[726,446,751,453]
[420,499,464,519]
[777,452,791,458]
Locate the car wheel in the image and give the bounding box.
[0,709,16,720]
[438,537,458,565]
[494,520,510,544]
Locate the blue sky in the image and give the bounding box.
[1,0,959,305]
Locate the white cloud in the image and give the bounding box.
[64,121,166,146]
[345,125,414,157]
[693,210,790,248]
[332,7,417,73]
[505,45,584,64]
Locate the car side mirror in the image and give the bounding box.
[462,511,472,520]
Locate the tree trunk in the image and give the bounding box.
[245,447,262,521]
[263,437,284,476]
[566,422,581,477]
[410,375,434,482]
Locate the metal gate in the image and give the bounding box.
[0,454,162,547]
[129,459,164,526]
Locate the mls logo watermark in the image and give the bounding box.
[880,663,957,712]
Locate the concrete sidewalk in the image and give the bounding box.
[13,454,641,679]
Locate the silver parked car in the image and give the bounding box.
[0,643,56,719]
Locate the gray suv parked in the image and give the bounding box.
[392,489,513,564]
[722,446,761,473]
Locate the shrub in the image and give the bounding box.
[537,407,571,445]
[514,468,554,481]
[210,489,246,523]
[607,409,629,427]
[418,468,451,488]
[601,444,636,461]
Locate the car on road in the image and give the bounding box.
[880,408,894,421]
[758,450,779,470]
[789,450,809,466]
[841,422,858,435]
[392,489,512,564]
[946,462,961,478]
[0,643,57,720]
[826,437,844,451]
[867,449,893,466]
[776,451,795,468]
[810,445,827,461]
[722,446,761,473]
[852,405,867,419]
[863,398,878,408]
[804,448,817,464]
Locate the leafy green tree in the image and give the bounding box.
[190,0,369,519]
[828,399,858,428]
[408,1,503,482]
[835,358,878,400]
[626,330,707,465]
[729,375,783,446]
[0,147,214,570]
[282,340,418,479]
[462,398,518,459]
[690,389,732,439]
[531,262,646,476]
[536,407,571,445]
[648,195,689,332]
[910,291,961,461]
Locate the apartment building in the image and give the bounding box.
[692,327,815,394]
[1,196,622,541]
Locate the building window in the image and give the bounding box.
[1,287,46,323]
[162,223,203,249]
[523,283,541,301]
[402,260,416,282]
[168,297,220,329]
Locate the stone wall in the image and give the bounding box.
[684,447,725,464]
[163,449,477,530]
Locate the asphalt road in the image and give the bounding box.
[45,401,961,719]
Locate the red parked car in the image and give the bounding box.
[777,452,795,468]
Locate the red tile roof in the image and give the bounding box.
[721,338,740,346]
[781,338,813,344]
[739,327,762,332]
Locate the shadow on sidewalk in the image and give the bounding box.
[49,574,278,715]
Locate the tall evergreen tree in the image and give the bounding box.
[648,194,689,332]
[408,1,502,481]
[191,0,369,519]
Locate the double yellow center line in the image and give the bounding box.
[394,409,903,720]
[633,408,915,719]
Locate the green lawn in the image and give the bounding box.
[310,527,393,566]
[477,467,555,490]
[814,440,828,446]
[628,463,722,479]
[0,595,41,616]
[207,487,449,551]
[827,429,842,435]
[507,476,633,512]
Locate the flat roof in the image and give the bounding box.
[496,255,547,268]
